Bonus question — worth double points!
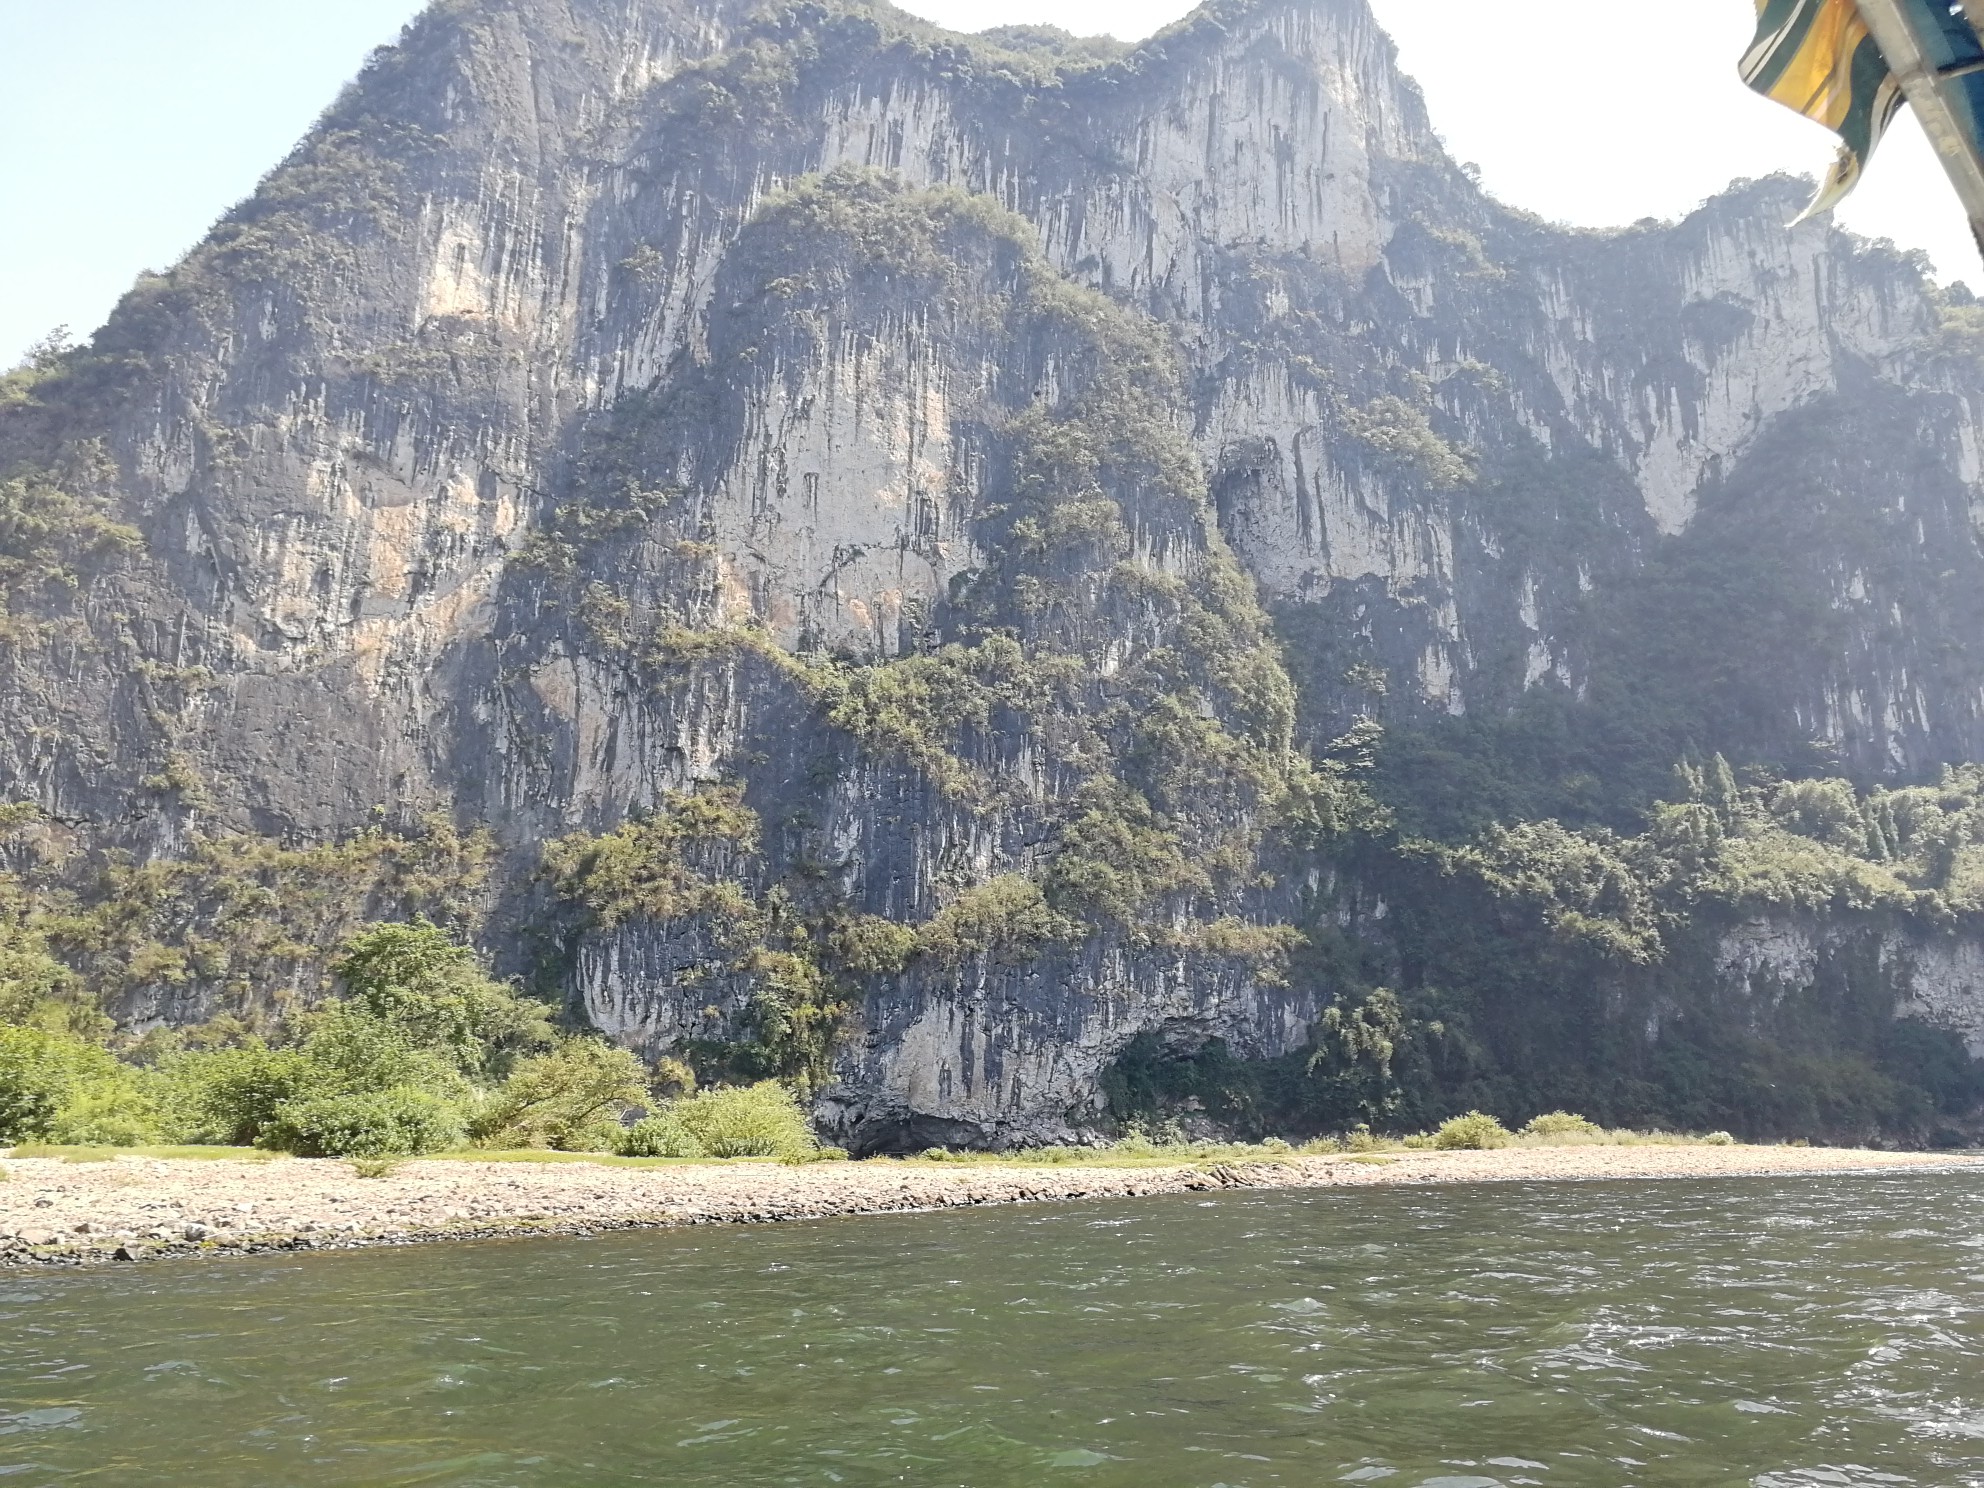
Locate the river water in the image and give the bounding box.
[2,1170,1980,1485]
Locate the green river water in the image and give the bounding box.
[2,1170,1981,1486]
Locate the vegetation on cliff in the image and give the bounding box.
[1101,759,1984,1148]
[521,172,1381,1091]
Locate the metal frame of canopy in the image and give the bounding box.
[1854,0,1984,258]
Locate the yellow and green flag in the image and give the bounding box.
[1740,0,1906,217]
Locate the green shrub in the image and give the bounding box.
[542,787,761,932]
[0,876,106,1041]
[669,1081,816,1160]
[332,920,554,1079]
[468,1037,647,1150]
[1433,1111,1513,1150]
[1342,394,1472,487]
[0,1025,117,1143]
[160,1042,318,1145]
[263,1086,465,1158]
[615,1112,705,1158]
[296,1003,466,1099]
[47,1079,164,1147]
[1702,1130,1736,1146]
[553,1116,627,1154]
[1520,1111,1603,1141]
[821,915,918,976]
[1041,781,1205,924]
[915,876,1078,965]
[160,1008,468,1147]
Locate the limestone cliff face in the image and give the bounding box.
[6,0,1984,1145]
[1716,917,1984,1060]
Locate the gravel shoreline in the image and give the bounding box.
[2,1145,1976,1267]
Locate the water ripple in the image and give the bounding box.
[0,1172,1980,1485]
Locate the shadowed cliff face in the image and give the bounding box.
[5,0,1984,1146]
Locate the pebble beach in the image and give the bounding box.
[2,1143,1977,1266]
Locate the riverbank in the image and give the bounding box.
[3,1143,1977,1266]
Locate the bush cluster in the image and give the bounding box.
[0,1025,127,1143]
[264,1088,465,1159]
[1432,1111,1512,1150]
[616,1082,819,1161]
[1519,1111,1602,1140]
[0,920,825,1162]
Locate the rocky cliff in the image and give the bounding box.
[5,0,1984,1147]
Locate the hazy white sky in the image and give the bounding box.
[1,0,1975,368]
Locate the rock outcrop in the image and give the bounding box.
[5,0,1984,1146]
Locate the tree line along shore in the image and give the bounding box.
[6,920,1829,1171]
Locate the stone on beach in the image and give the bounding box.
[0,1145,1977,1266]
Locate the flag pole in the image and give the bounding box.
[1853,0,1984,261]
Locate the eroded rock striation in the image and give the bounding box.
[6,0,1984,1147]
